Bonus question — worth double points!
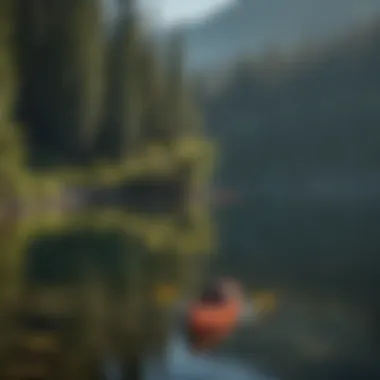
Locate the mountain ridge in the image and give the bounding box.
[158,0,380,72]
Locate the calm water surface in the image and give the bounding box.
[0,209,379,379]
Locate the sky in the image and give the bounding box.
[102,0,237,30]
[140,0,237,28]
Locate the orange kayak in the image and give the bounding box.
[187,298,241,349]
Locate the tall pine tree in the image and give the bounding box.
[98,7,143,159]
[17,0,105,166]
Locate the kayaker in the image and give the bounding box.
[183,278,254,352]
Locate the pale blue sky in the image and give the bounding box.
[103,0,237,29]
[141,0,237,28]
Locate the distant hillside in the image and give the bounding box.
[160,0,380,71]
[199,19,380,283]
[201,20,380,187]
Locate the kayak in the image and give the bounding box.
[186,286,242,350]
[156,278,277,351]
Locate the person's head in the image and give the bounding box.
[199,282,225,304]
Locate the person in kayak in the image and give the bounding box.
[182,278,255,352]
[156,278,277,379]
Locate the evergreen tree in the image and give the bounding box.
[17,0,105,166]
[138,42,169,143]
[163,33,203,140]
[98,10,143,159]
[0,0,17,130]
[13,0,207,168]
[65,0,106,160]
[0,0,24,200]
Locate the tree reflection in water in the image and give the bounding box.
[0,211,215,379]
[0,211,379,379]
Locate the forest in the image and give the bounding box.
[0,3,214,377]
[0,0,212,212]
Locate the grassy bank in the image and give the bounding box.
[15,206,215,256]
[8,135,215,216]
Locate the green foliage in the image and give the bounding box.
[97,14,143,158]
[64,0,106,155]
[138,43,168,142]
[0,0,213,213]
[16,0,106,165]
[13,0,207,164]
[162,33,204,139]
[0,0,17,129]
[0,1,26,203]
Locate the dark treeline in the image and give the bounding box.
[198,19,380,293]
[200,20,380,187]
[2,0,203,169]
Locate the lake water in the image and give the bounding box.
[0,207,379,379]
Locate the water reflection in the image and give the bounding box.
[145,332,269,380]
[219,293,380,380]
[0,209,217,379]
[0,210,379,379]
